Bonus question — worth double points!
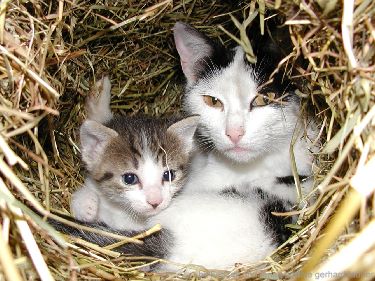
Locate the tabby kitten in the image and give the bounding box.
[71,77,199,230]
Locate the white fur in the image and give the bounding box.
[147,192,275,271]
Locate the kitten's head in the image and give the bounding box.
[174,22,300,163]
[80,115,199,217]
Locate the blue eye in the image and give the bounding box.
[162,170,175,182]
[122,173,139,185]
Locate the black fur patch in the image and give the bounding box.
[258,193,292,245]
[276,175,308,185]
[197,44,235,81]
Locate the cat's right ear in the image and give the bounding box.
[80,120,118,171]
[167,115,200,154]
[173,22,214,84]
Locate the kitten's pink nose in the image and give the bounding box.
[147,197,163,209]
[145,188,163,209]
[226,127,244,144]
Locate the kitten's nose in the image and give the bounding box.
[145,188,163,209]
[148,202,160,209]
[147,198,162,209]
[226,127,244,144]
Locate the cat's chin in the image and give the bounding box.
[220,147,257,163]
[135,201,170,217]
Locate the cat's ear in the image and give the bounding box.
[167,116,200,153]
[86,76,113,124]
[173,22,214,84]
[80,120,118,171]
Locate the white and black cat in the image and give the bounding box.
[174,22,318,203]
[71,76,199,231]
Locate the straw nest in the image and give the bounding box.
[1,0,374,280]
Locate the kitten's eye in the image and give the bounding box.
[162,170,176,182]
[250,92,276,108]
[203,95,224,110]
[122,173,139,185]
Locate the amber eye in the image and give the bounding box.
[250,92,276,108]
[203,95,224,110]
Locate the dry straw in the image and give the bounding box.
[0,0,374,280]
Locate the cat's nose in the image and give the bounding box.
[145,188,163,209]
[147,198,162,209]
[226,127,244,144]
[149,202,160,209]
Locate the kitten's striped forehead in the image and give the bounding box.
[138,130,168,167]
[122,130,167,172]
[114,119,186,170]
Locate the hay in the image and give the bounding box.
[0,0,374,280]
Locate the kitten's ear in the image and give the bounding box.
[167,116,200,153]
[86,76,113,124]
[173,22,214,84]
[80,120,118,171]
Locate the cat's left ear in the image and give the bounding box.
[80,120,118,171]
[167,116,200,153]
[173,22,214,84]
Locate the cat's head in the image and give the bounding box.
[79,115,199,217]
[174,22,300,163]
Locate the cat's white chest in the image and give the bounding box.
[185,139,313,202]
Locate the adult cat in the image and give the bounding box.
[174,22,317,204]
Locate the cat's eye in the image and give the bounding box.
[203,95,224,110]
[122,173,139,185]
[250,92,276,108]
[162,170,176,182]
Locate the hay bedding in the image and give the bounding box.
[0,0,374,280]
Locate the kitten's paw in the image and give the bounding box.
[71,188,99,222]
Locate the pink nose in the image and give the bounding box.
[226,127,244,144]
[145,188,163,209]
[147,197,163,209]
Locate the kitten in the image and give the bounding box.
[71,77,199,231]
[173,22,318,204]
